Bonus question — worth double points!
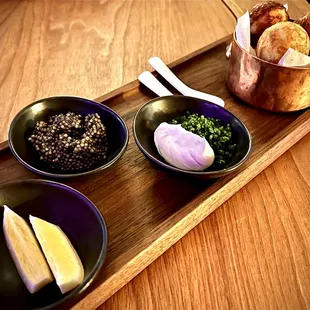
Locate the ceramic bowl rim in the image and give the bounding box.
[132,95,252,176]
[8,96,129,179]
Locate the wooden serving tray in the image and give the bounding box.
[1,35,309,310]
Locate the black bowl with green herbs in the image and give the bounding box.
[133,95,251,179]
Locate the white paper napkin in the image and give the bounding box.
[236,11,256,55]
[278,48,310,68]
[236,11,251,53]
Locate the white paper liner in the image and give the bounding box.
[278,48,310,68]
[236,11,251,53]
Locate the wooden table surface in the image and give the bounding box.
[1,0,309,309]
[98,1,310,309]
[100,133,310,310]
[0,0,234,145]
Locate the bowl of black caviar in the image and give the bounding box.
[133,95,252,179]
[9,96,129,179]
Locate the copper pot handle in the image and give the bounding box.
[226,42,232,59]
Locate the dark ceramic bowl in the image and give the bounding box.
[9,96,129,179]
[0,179,107,310]
[133,95,252,179]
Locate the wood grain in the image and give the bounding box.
[0,38,309,310]
[0,0,235,145]
[1,1,309,309]
[93,1,310,309]
[222,0,245,18]
[97,1,310,305]
[100,133,310,310]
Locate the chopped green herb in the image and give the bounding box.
[170,112,236,169]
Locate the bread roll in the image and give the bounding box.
[257,22,310,63]
[295,12,310,38]
[250,1,289,44]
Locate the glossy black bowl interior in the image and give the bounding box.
[133,95,252,179]
[9,96,129,178]
[0,179,108,310]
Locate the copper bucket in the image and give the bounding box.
[226,34,310,112]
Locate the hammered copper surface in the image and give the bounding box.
[226,35,310,112]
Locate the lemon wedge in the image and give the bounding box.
[29,215,84,294]
[3,206,53,293]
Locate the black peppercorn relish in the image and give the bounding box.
[28,112,108,172]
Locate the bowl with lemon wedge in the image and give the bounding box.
[0,179,108,310]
